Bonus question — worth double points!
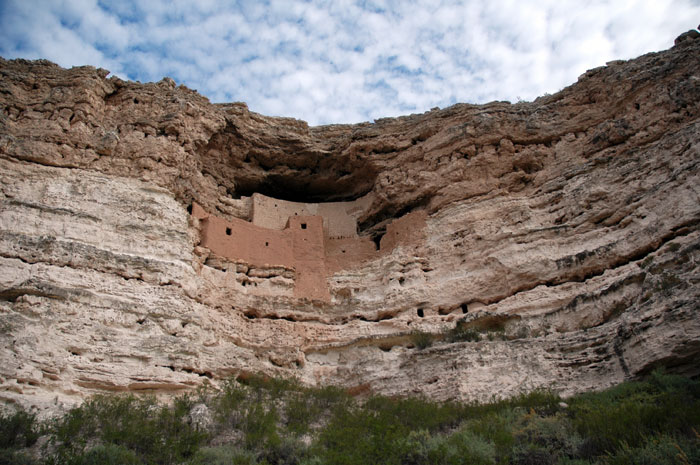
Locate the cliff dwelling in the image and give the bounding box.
[191,193,427,302]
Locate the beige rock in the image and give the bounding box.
[0,31,699,414]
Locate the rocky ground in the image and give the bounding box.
[0,30,698,414]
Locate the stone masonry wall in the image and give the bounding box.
[251,193,373,239]
[194,199,426,301]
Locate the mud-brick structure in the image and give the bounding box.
[192,193,426,301]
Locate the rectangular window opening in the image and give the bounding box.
[301,223,307,229]
[225,227,232,236]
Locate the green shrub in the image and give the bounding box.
[257,436,308,465]
[396,428,496,465]
[656,271,682,295]
[446,322,481,343]
[187,445,257,465]
[0,450,38,465]
[212,377,248,428]
[507,389,562,416]
[569,370,700,459]
[242,401,280,450]
[0,409,40,449]
[307,384,350,411]
[443,429,496,465]
[285,391,321,435]
[310,393,467,465]
[411,331,434,350]
[464,410,517,462]
[64,444,141,465]
[604,434,700,465]
[666,242,681,252]
[242,375,301,401]
[313,401,401,465]
[49,393,207,465]
[393,429,433,465]
[511,413,582,465]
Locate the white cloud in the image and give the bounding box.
[1,0,698,125]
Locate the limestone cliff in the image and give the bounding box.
[1,31,699,413]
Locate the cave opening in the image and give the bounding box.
[233,171,376,203]
[198,119,383,204]
[371,230,385,250]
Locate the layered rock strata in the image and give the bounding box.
[0,31,699,413]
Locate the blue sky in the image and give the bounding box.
[1,0,698,125]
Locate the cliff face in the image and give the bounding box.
[1,32,699,413]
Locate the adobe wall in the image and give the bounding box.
[193,200,426,302]
[287,216,329,301]
[251,193,374,239]
[191,202,209,221]
[199,214,294,268]
[195,202,330,301]
[325,237,377,274]
[252,194,314,230]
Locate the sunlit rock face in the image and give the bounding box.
[1,31,699,414]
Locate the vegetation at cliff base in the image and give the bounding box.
[1,370,699,465]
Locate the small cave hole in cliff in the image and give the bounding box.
[461,303,469,314]
[417,308,424,318]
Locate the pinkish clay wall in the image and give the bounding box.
[251,193,373,239]
[287,216,329,301]
[325,237,377,274]
[195,204,294,268]
[192,200,425,302]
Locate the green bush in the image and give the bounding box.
[285,391,321,435]
[49,393,207,465]
[213,377,248,428]
[442,429,496,465]
[511,413,582,465]
[569,370,700,459]
[313,400,403,465]
[395,428,496,465]
[242,401,280,450]
[187,445,257,465]
[310,393,468,465]
[411,331,434,350]
[309,385,350,410]
[64,444,141,465]
[463,410,516,462]
[507,389,562,416]
[446,322,481,343]
[604,434,700,465]
[257,436,308,465]
[0,410,40,449]
[0,450,38,465]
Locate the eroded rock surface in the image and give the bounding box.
[1,31,699,413]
